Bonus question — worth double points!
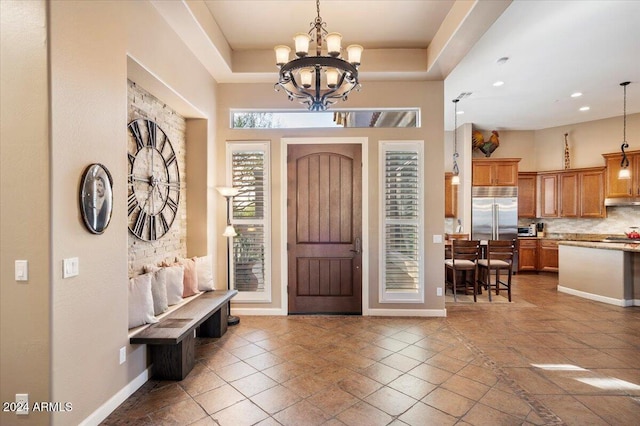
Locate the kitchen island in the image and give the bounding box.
[558,240,640,307]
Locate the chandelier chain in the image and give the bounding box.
[620,81,630,169]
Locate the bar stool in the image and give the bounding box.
[477,239,516,302]
[444,239,480,302]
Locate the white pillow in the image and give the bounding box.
[195,256,215,291]
[164,264,185,305]
[150,268,169,315]
[128,274,158,329]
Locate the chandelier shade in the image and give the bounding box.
[274,0,363,111]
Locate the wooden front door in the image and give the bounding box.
[287,144,362,314]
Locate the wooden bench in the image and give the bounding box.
[130,289,237,380]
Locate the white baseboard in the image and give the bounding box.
[557,286,633,307]
[79,367,151,426]
[367,308,447,317]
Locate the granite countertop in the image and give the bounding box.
[518,233,640,252]
[557,240,640,253]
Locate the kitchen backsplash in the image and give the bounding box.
[518,206,639,235]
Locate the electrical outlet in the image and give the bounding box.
[16,393,29,415]
[119,347,126,365]
[436,287,443,296]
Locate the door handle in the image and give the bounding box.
[350,237,362,254]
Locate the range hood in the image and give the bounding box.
[605,197,640,206]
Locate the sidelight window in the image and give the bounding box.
[227,142,271,302]
[379,141,424,303]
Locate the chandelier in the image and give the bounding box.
[274,0,363,111]
[619,81,631,180]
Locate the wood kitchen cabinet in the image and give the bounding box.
[538,239,559,272]
[579,168,606,217]
[538,168,605,218]
[517,238,559,273]
[472,159,520,186]
[603,150,640,198]
[518,172,537,218]
[517,239,538,272]
[539,173,559,217]
[444,172,458,218]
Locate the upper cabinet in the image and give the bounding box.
[472,159,520,186]
[538,167,606,218]
[602,150,640,198]
[444,172,458,218]
[517,172,537,218]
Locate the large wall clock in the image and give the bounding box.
[127,118,180,241]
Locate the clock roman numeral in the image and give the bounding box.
[159,212,170,235]
[158,133,167,154]
[146,120,157,148]
[148,215,156,241]
[128,153,136,169]
[165,152,176,166]
[129,121,145,151]
[128,192,138,216]
[166,194,179,214]
[133,211,147,237]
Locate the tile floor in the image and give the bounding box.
[103,273,640,425]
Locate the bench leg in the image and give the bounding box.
[198,307,228,338]
[150,333,195,380]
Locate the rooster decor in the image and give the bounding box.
[473,130,500,157]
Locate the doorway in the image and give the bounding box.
[287,143,362,314]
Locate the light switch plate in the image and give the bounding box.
[433,235,443,243]
[119,347,126,365]
[15,260,28,281]
[63,257,79,278]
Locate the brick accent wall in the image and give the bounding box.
[127,81,187,275]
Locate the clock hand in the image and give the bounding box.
[155,180,181,189]
[128,174,151,184]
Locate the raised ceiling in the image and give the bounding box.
[152,0,640,131]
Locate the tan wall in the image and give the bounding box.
[0,1,52,424]
[217,81,445,312]
[0,1,219,425]
[534,113,640,171]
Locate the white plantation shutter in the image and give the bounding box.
[380,142,424,302]
[227,143,271,302]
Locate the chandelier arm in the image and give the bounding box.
[621,142,630,168]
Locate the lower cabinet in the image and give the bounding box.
[517,238,559,272]
[517,239,538,271]
[538,239,559,272]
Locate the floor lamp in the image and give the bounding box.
[217,186,240,326]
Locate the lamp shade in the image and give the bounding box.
[451,175,460,185]
[274,45,291,66]
[346,44,363,65]
[300,68,313,88]
[223,225,237,237]
[293,33,311,57]
[325,68,338,88]
[618,168,631,180]
[325,32,342,57]
[216,186,240,197]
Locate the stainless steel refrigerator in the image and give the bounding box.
[471,186,518,242]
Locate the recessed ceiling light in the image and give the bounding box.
[571,92,583,98]
[579,106,590,111]
[493,81,505,87]
[456,110,464,115]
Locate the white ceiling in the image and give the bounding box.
[159,0,640,131]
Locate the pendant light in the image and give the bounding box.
[619,81,631,180]
[451,99,460,185]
